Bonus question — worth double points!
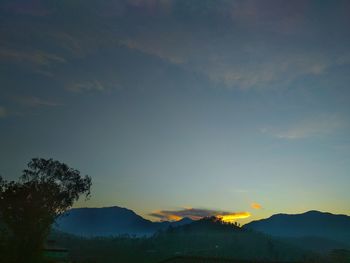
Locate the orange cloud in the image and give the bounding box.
[150,208,251,222]
[155,211,182,221]
[251,202,262,209]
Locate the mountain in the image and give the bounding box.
[54,206,192,237]
[52,217,310,262]
[130,217,310,261]
[244,210,350,250]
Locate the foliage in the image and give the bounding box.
[0,158,91,263]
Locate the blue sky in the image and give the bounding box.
[0,0,349,223]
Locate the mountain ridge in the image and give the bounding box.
[54,206,193,237]
[55,206,350,249]
[244,210,350,248]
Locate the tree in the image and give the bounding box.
[0,158,92,263]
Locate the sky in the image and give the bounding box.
[0,0,350,224]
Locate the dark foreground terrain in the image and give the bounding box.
[160,256,303,262]
[45,217,350,263]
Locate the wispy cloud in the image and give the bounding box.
[0,48,65,66]
[113,1,349,90]
[2,1,348,91]
[121,28,344,90]
[0,107,7,118]
[66,80,106,93]
[261,114,344,140]
[16,96,61,107]
[150,208,251,222]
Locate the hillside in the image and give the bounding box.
[244,211,350,251]
[51,217,311,263]
[54,206,192,237]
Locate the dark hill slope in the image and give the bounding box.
[244,211,350,246]
[51,217,310,263]
[55,206,192,237]
[153,217,309,262]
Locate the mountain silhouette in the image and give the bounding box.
[54,206,192,237]
[168,216,242,233]
[51,210,350,261]
[50,216,310,262]
[151,217,308,261]
[244,210,350,248]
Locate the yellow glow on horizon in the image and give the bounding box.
[167,214,183,221]
[217,212,251,223]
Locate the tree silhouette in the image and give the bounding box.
[0,158,92,263]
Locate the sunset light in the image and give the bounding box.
[217,212,251,223]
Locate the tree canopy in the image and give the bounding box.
[0,158,92,263]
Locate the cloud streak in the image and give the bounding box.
[150,208,251,222]
[111,1,349,90]
[66,80,106,93]
[261,114,344,140]
[2,1,349,92]
[16,96,61,107]
[0,48,65,66]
